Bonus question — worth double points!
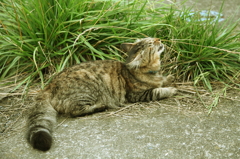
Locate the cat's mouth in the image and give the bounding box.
[152,38,164,53]
[157,43,164,53]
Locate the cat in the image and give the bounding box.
[26,37,177,151]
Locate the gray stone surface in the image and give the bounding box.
[1,97,240,159]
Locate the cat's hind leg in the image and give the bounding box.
[70,103,106,117]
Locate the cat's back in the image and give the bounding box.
[45,60,126,95]
[55,60,123,79]
[42,60,127,109]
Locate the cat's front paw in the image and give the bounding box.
[169,87,177,95]
[167,75,175,83]
[163,75,175,86]
[153,87,177,99]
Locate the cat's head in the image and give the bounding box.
[121,37,164,71]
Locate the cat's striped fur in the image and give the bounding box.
[27,38,177,151]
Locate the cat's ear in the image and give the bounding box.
[120,43,134,53]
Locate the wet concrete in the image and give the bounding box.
[177,0,240,23]
[163,0,240,29]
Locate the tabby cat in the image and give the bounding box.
[26,37,177,151]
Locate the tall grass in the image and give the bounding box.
[0,0,153,88]
[0,0,240,91]
[153,5,240,91]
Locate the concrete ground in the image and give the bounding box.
[1,89,240,159]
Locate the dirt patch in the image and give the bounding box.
[0,84,197,135]
[1,82,239,138]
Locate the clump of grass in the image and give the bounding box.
[0,0,154,88]
[0,0,240,92]
[153,5,240,91]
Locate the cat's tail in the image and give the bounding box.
[26,97,57,151]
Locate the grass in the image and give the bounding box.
[0,0,240,94]
[157,5,240,91]
[0,0,149,88]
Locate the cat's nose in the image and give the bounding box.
[154,38,160,44]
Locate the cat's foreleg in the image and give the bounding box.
[127,87,177,102]
[152,87,177,99]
